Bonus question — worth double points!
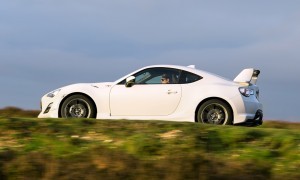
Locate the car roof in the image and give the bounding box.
[144,64,196,71]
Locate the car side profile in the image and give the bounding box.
[38,65,263,126]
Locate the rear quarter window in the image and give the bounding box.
[179,71,202,84]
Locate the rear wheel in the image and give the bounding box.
[61,95,96,118]
[197,99,233,125]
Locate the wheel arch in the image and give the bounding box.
[194,97,234,123]
[58,92,97,118]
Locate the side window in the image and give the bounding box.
[118,67,181,85]
[179,71,202,84]
[135,71,152,84]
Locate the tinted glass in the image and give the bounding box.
[118,67,181,85]
[179,71,202,84]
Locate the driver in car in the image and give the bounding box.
[161,74,171,84]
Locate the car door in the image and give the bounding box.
[109,67,182,116]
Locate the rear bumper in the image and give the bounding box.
[235,110,263,126]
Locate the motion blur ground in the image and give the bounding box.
[0,113,300,179]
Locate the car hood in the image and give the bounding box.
[57,82,114,93]
[89,82,114,88]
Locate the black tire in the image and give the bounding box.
[197,99,233,125]
[61,94,96,118]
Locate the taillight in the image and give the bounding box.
[239,87,254,97]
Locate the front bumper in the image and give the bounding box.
[235,110,263,126]
[38,96,62,118]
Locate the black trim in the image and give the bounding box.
[235,110,263,127]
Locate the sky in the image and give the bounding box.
[1,0,300,121]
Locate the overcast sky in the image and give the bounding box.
[1,1,300,121]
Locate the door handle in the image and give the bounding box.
[167,90,178,94]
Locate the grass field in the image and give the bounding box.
[0,107,300,179]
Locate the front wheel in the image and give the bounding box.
[61,95,96,118]
[197,99,233,125]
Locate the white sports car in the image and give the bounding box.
[38,65,263,125]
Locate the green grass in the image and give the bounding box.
[0,116,300,179]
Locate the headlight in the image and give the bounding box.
[47,89,61,98]
[239,87,254,97]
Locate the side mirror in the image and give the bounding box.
[125,76,135,88]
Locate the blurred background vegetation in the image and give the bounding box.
[0,107,299,179]
[0,107,39,118]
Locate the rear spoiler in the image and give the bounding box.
[234,68,260,85]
